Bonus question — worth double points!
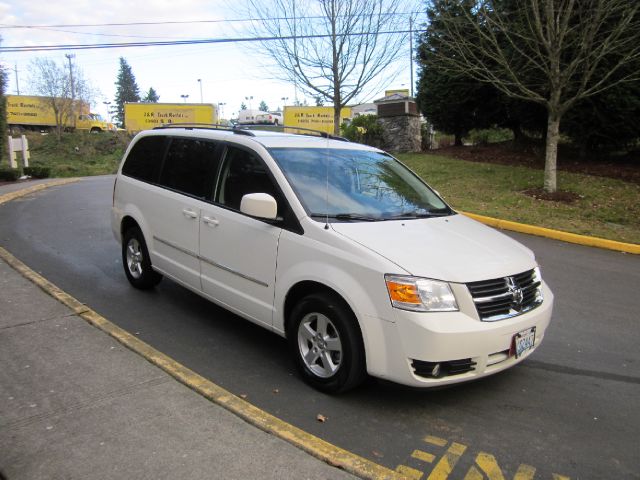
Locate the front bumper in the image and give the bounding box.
[372,282,554,387]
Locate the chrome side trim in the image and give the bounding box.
[153,235,269,288]
[200,255,269,288]
[153,236,198,259]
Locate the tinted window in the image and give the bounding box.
[122,136,166,182]
[158,138,220,198]
[216,146,281,212]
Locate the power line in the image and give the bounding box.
[0,30,417,53]
[0,12,423,29]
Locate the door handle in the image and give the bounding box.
[202,216,219,227]
[182,209,198,219]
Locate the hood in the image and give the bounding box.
[331,214,536,283]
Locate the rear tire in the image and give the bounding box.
[288,292,366,393]
[122,227,162,289]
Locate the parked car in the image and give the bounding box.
[111,125,553,393]
[237,109,281,125]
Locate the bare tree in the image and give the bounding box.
[29,58,72,138]
[244,0,410,134]
[28,57,97,139]
[427,0,640,192]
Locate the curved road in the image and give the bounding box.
[1,176,639,479]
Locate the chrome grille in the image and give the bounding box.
[467,269,543,321]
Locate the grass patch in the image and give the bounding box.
[24,131,132,178]
[398,152,640,245]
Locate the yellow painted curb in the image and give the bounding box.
[460,211,640,255]
[0,246,405,480]
[0,178,80,205]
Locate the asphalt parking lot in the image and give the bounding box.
[1,177,639,479]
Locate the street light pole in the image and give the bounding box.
[103,102,112,122]
[197,79,203,103]
[180,94,189,103]
[13,63,20,95]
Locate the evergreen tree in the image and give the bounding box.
[114,57,140,128]
[141,87,160,103]
[562,80,640,153]
[258,100,268,112]
[416,1,501,145]
[240,102,247,110]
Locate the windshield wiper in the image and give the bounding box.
[310,213,382,222]
[389,209,452,220]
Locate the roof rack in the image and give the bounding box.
[240,125,350,142]
[151,123,350,142]
[152,123,255,136]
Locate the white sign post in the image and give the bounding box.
[7,135,30,169]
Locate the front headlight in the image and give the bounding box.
[385,275,459,312]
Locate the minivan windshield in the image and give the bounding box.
[269,148,453,221]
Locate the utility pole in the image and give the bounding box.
[65,54,76,127]
[409,16,414,98]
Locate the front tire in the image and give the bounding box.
[122,227,162,289]
[288,292,366,393]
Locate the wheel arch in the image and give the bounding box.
[120,215,141,239]
[283,281,364,350]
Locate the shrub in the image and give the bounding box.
[467,128,514,146]
[23,166,51,178]
[340,115,384,148]
[0,167,21,181]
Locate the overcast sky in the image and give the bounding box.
[0,0,418,120]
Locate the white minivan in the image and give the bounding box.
[111,125,553,393]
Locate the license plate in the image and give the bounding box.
[513,327,536,358]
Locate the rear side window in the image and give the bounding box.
[158,138,220,199]
[122,136,166,182]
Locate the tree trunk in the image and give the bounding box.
[543,113,561,193]
[454,132,463,146]
[511,123,524,143]
[333,105,341,136]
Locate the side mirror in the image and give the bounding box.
[240,193,278,220]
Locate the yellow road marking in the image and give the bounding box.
[475,453,506,480]
[396,465,424,480]
[513,464,537,480]
[468,452,537,480]
[426,442,467,480]
[424,435,448,447]
[412,450,437,464]
[463,467,483,480]
[460,211,640,255]
[0,178,80,205]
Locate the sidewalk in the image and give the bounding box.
[0,246,356,479]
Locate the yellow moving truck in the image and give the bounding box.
[283,106,352,134]
[6,95,114,133]
[124,103,218,132]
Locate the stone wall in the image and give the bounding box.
[378,115,422,153]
